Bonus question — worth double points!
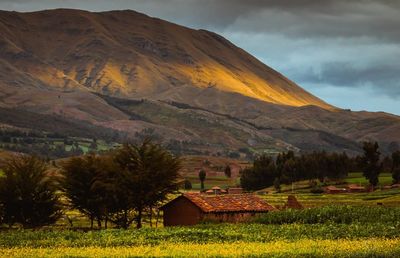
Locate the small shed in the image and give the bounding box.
[160,193,275,226]
[205,186,228,195]
[347,184,366,193]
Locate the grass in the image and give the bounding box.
[1,222,400,257]
[2,239,400,257]
[2,168,400,257]
[345,172,393,186]
[186,174,236,190]
[2,206,400,257]
[261,188,400,207]
[256,205,400,224]
[2,223,400,245]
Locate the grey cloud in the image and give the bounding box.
[1,1,399,42]
[126,0,400,43]
[292,62,400,97]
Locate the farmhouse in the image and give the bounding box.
[160,193,276,226]
[347,184,366,193]
[205,186,227,195]
[325,185,347,194]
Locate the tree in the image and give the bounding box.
[224,165,232,178]
[361,142,382,187]
[276,151,296,183]
[273,177,281,193]
[184,179,192,190]
[0,155,61,228]
[89,139,98,152]
[240,154,277,191]
[326,152,350,180]
[282,159,298,192]
[61,154,110,229]
[391,151,400,184]
[97,158,136,230]
[228,151,240,159]
[198,169,206,190]
[113,139,181,228]
[388,141,400,153]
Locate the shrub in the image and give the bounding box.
[0,155,61,228]
[310,186,324,194]
[256,205,400,225]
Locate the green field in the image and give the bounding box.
[1,220,400,257]
[2,206,400,257]
[261,188,400,208]
[2,238,399,257]
[0,133,118,159]
[187,171,396,192]
[2,157,400,257]
[345,172,393,185]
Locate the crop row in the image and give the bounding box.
[1,222,400,248]
[2,239,400,257]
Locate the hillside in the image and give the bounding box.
[0,9,332,109]
[0,9,399,156]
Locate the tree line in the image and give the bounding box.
[0,139,181,229]
[241,142,400,191]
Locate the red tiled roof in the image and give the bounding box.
[181,193,276,213]
[348,184,365,190]
[326,186,346,190]
[326,186,338,190]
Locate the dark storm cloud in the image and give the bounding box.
[119,0,400,43]
[0,0,398,113]
[1,0,399,41]
[294,61,400,97]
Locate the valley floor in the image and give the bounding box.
[2,179,400,257]
[2,239,400,257]
[1,221,400,257]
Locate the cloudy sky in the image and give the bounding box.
[0,0,399,115]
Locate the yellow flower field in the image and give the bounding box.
[2,238,400,257]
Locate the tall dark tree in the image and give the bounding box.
[198,169,206,190]
[326,152,350,180]
[391,151,400,184]
[224,165,232,178]
[0,155,61,228]
[276,151,296,183]
[361,142,383,187]
[98,158,137,229]
[282,159,298,191]
[61,154,109,229]
[184,179,192,190]
[113,139,181,228]
[240,154,277,191]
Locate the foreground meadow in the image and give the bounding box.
[1,225,400,257]
[2,239,400,257]
[2,206,400,257]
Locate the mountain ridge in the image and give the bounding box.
[0,9,399,156]
[0,8,333,109]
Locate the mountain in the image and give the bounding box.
[0,9,399,156]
